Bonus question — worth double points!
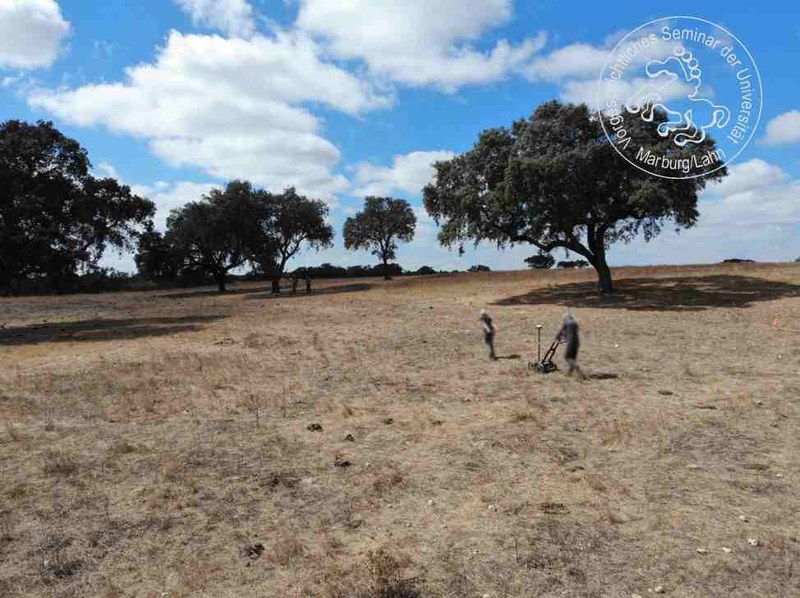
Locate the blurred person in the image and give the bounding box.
[557,312,584,378]
[479,309,497,360]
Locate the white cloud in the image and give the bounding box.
[611,159,800,265]
[352,150,455,198]
[0,0,69,69]
[762,110,800,145]
[526,36,689,111]
[523,43,610,81]
[94,161,120,180]
[175,0,256,38]
[297,0,546,90]
[131,180,220,231]
[561,76,692,112]
[29,30,391,201]
[706,158,789,197]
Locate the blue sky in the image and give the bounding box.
[1,0,798,272]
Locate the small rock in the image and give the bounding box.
[431,420,443,427]
[738,515,748,522]
[334,457,352,468]
[696,548,708,554]
[487,504,497,512]
[722,547,732,554]
[383,418,394,425]
[632,594,643,598]
[654,586,665,594]
[747,538,759,547]
[658,390,674,396]
[687,464,701,470]
[776,473,784,478]
[344,433,355,442]
[428,499,435,506]
[755,400,763,406]
[307,423,323,432]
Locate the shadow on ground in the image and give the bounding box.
[163,282,376,301]
[245,283,375,301]
[0,315,226,346]
[162,286,266,299]
[493,275,800,312]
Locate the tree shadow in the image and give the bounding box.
[493,275,800,312]
[244,283,375,301]
[162,286,267,300]
[0,315,226,346]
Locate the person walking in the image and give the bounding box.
[557,312,584,378]
[479,309,498,360]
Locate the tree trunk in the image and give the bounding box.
[271,277,281,294]
[214,271,227,293]
[593,250,614,294]
[382,256,391,280]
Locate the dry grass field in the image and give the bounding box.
[1,262,799,597]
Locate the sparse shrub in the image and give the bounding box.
[271,530,305,566]
[362,547,419,598]
[468,265,491,272]
[525,252,555,270]
[42,450,79,477]
[107,438,138,457]
[36,534,82,581]
[0,508,13,541]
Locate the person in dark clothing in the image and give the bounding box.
[557,312,584,378]
[479,309,497,360]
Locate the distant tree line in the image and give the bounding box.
[3,99,736,296]
[1,119,422,295]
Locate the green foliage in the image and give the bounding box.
[0,120,155,293]
[468,265,491,272]
[135,229,180,281]
[344,197,416,279]
[165,180,265,292]
[252,187,334,292]
[157,182,333,292]
[423,101,726,293]
[525,252,555,270]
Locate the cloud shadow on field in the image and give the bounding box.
[492,275,800,312]
[0,315,226,346]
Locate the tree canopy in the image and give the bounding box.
[150,182,333,293]
[423,101,727,293]
[525,252,555,270]
[165,181,264,292]
[253,187,334,293]
[0,120,154,293]
[344,196,416,279]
